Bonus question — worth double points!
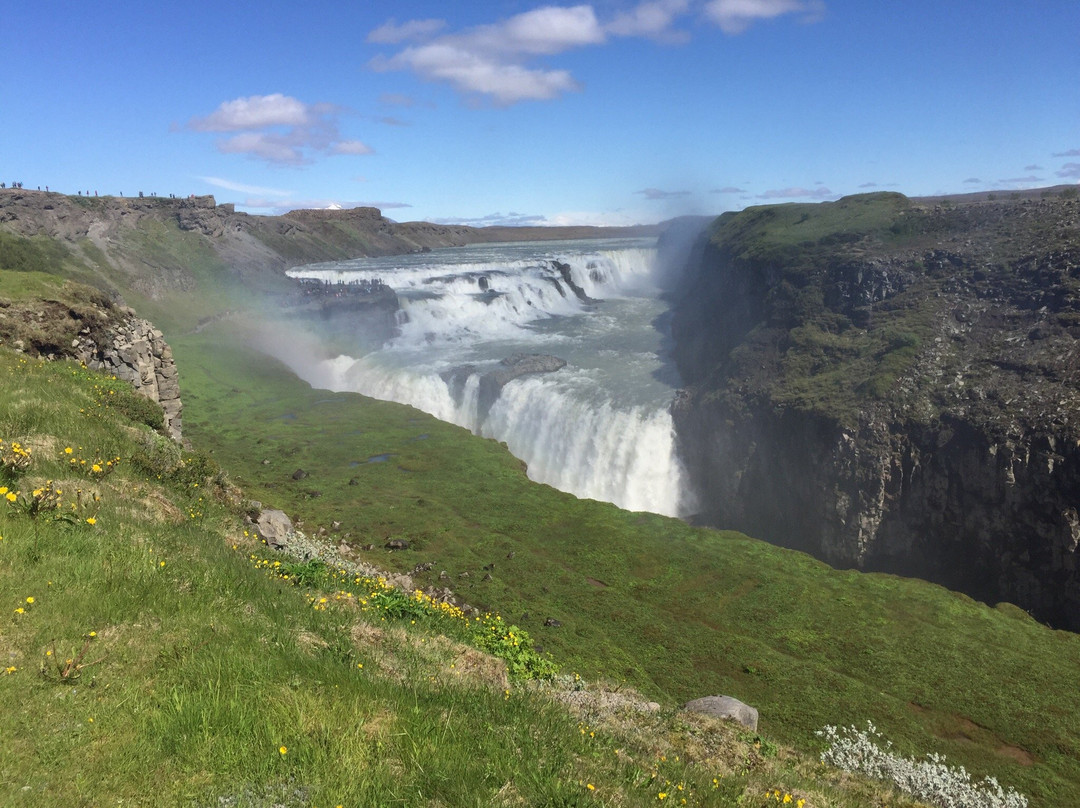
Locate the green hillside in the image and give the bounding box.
[2,191,1078,805]
[3,343,939,808]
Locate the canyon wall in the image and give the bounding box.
[670,190,1080,629]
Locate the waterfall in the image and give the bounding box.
[286,239,694,517]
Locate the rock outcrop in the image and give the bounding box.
[75,310,183,440]
[670,189,1080,629]
[683,695,759,731]
[0,285,183,441]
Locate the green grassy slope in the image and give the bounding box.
[173,325,1080,806]
[2,346,939,808]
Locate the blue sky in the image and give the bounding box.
[5,0,1079,225]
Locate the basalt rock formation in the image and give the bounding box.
[670,188,1080,629]
[0,284,183,440]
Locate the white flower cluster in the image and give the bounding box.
[816,722,1028,808]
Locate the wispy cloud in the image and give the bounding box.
[1057,163,1080,179]
[607,0,691,41]
[998,175,1041,184]
[1052,149,1080,157]
[367,18,447,44]
[370,6,605,105]
[187,94,373,165]
[756,186,834,199]
[430,211,550,227]
[636,187,692,199]
[330,140,375,155]
[368,1,824,105]
[711,185,747,193]
[703,0,825,35]
[1024,164,1043,171]
[198,176,292,196]
[962,177,982,184]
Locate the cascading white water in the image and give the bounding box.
[286,238,694,517]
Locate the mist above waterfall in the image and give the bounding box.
[280,238,695,517]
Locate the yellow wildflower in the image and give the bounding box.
[279,746,288,755]
[86,517,97,525]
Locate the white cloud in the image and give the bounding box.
[1057,163,1080,179]
[198,176,292,196]
[369,1,822,104]
[218,132,306,164]
[368,5,605,105]
[607,0,690,39]
[188,94,311,132]
[1052,149,1080,157]
[377,43,581,105]
[331,140,375,155]
[483,5,605,54]
[636,187,692,199]
[704,0,823,34]
[186,94,373,165]
[367,18,446,44]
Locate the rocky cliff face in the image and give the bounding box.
[74,311,183,441]
[670,188,1080,629]
[0,287,183,441]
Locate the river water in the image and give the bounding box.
[285,238,693,517]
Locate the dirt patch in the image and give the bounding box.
[585,577,608,588]
[997,744,1035,766]
[296,630,329,654]
[450,646,509,690]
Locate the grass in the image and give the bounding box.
[3,192,1079,805]
[1,346,942,807]
[168,322,1080,806]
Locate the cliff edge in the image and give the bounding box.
[670,187,1080,629]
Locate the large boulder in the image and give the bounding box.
[683,695,758,731]
[255,508,294,550]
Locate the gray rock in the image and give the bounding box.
[683,695,758,731]
[255,509,294,550]
[476,353,568,416]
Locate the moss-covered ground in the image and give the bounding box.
[3,342,940,807]
[170,322,1080,806]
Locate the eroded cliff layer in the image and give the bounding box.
[670,188,1080,629]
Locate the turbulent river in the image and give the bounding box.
[285,238,694,517]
